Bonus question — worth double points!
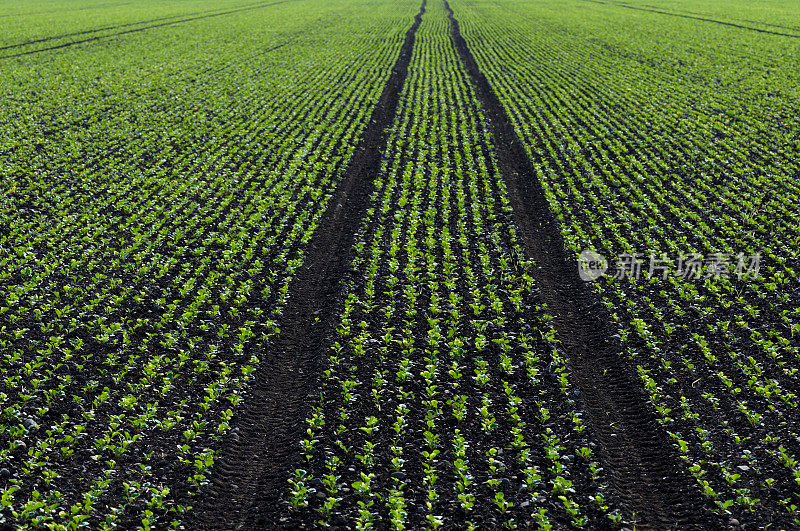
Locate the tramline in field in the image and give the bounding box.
[1,0,798,529]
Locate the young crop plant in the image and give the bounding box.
[0,0,422,527]
[449,0,800,526]
[282,3,623,528]
[5,0,797,527]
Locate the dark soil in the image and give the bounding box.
[0,1,296,60]
[443,1,722,528]
[614,3,800,38]
[190,1,428,528]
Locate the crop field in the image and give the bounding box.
[1,0,798,529]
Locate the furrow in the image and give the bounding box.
[0,0,298,60]
[189,1,428,528]
[443,1,720,528]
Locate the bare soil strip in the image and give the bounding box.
[0,3,268,52]
[443,1,721,528]
[0,1,297,59]
[576,0,800,37]
[616,3,800,38]
[190,1,427,529]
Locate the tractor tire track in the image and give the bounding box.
[575,0,800,38]
[0,2,135,19]
[0,4,257,52]
[615,3,800,38]
[443,1,722,528]
[618,1,800,32]
[0,0,298,60]
[189,0,427,529]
